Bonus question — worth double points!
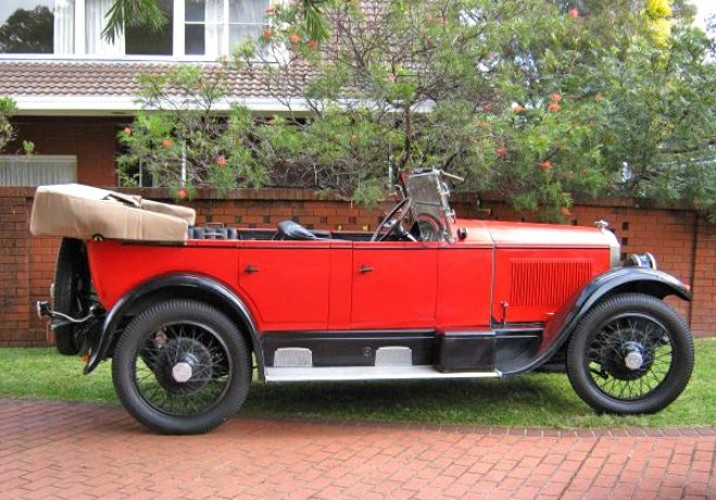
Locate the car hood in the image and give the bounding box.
[454,219,617,249]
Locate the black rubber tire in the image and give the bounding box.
[53,238,91,355]
[566,293,694,415]
[112,300,251,434]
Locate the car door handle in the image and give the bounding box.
[359,265,374,274]
[245,264,260,274]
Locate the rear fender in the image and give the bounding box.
[84,274,263,378]
[508,267,691,375]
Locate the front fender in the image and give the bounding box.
[507,267,691,376]
[545,267,690,346]
[84,274,263,378]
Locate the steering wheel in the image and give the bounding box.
[371,198,414,242]
[415,212,444,241]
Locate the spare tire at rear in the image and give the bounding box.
[53,238,91,355]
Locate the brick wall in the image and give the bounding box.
[0,187,714,347]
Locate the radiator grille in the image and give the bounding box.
[510,259,592,307]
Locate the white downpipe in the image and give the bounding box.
[181,143,187,186]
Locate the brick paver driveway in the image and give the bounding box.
[1,399,714,499]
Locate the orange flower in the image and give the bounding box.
[496,147,507,158]
[540,161,552,171]
[307,39,319,50]
[550,92,562,103]
[265,5,276,14]
[162,139,172,148]
[512,104,526,113]
[289,33,301,45]
[177,188,188,199]
[262,29,273,40]
[122,126,132,136]
[216,155,227,166]
[547,102,561,112]
[568,8,579,19]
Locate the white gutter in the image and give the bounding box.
[11,94,435,116]
[10,95,314,116]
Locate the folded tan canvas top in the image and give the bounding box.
[30,184,196,242]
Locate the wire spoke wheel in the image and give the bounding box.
[586,314,673,401]
[134,322,231,417]
[113,300,251,434]
[567,293,694,415]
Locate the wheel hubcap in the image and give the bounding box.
[624,350,644,370]
[172,361,193,383]
[153,337,215,394]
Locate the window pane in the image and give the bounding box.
[185,0,205,22]
[185,24,205,55]
[230,24,262,47]
[126,0,173,55]
[0,0,55,54]
[184,0,223,56]
[0,155,77,186]
[229,0,268,25]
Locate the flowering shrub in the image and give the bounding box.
[0,97,16,152]
[117,65,269,197]
[117,0,716,220]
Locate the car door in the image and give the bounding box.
[350,240,439,329]
[238,240,331,331]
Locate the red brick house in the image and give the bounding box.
[0,0,302,186]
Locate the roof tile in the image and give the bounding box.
[0,59,307,100]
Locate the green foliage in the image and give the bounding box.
[0,97,16,153]
[117,65,269,198]
[248,0,716,218]
[119,0,716,216]
[102,0,168,43]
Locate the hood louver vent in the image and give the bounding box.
[510,260,592,307]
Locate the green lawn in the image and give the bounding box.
[1,338,714,428]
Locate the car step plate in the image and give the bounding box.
[265,365,502,382]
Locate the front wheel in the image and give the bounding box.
[112,299,251,434]
[566,293,694,414]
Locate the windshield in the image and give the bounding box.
[404,169,458,243]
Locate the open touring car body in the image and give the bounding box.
[33,170,695,434]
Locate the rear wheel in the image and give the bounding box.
[567,293,694,414]
[53,238,91,355]
[112,299,251,434]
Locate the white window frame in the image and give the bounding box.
[176,0,275,59]
[0,0,281,60]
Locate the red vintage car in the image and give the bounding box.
[35,170,694,434]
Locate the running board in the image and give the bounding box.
[264,365,502,383]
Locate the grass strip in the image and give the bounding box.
[1,338,713,428]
